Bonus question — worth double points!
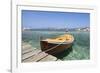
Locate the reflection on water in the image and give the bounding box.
[22,31,90,60]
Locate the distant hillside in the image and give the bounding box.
[23,27,90,32]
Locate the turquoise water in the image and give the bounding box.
[22,31,90,60]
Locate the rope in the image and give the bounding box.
[34,40,67,55]
[43,41,66,53]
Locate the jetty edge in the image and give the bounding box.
[22,42,61,62]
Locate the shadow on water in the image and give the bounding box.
[54,46,73,59]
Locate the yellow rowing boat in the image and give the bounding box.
[40,34,74,55]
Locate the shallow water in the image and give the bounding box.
[22,30,90,60]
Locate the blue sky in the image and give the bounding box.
[22,10,90,29]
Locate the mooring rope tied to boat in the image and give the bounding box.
[34,40,67,55]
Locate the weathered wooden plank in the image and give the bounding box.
[22,44,32,51]
[22,48,33,55]
[38,55,57,62]
[22,42,59,62]
[22,50,41,60]
[22,52,48,62]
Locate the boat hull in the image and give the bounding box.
[40,41,73,55]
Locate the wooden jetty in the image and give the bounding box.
[22,42,61,63]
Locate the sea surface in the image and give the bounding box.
[22,30,90,60]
